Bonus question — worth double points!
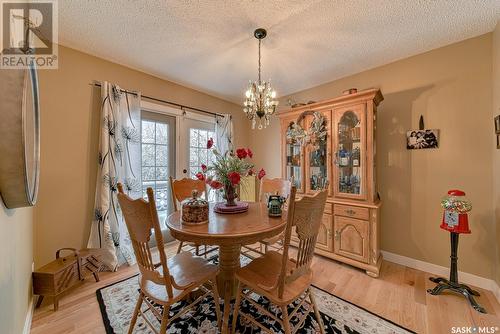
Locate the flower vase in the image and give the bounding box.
[224,183,237,206]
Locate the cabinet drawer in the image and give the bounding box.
[324,203,333,214]
[334,204,369,220]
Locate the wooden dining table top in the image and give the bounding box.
[165,202,287,245]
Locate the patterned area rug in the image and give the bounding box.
[97,255,414,334]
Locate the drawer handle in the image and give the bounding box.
[346,209,356,216]
[334,230,340,240]
[327,229,332,237]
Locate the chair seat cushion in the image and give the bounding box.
[235,251,312,304]
[142,251,218,304]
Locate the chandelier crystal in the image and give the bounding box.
[243,28,279,130]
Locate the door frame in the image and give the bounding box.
[140,100,216,179]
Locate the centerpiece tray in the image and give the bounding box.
[214,201,249,214]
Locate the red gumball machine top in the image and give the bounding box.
[440,189,472,234]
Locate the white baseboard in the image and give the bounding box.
[23,295,36,334]
[494,282,500,304]
[381,250,500,304]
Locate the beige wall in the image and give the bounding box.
[0,204,33,334]
[251,34,496,279]
[493,22,500,284]
[34,45,248,267]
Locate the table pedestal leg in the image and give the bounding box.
[217,244,241,334]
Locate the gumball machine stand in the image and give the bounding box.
[426,190,486,313]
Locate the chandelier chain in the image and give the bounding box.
[258,38,261,84]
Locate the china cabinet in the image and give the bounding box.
[279,88,383,277]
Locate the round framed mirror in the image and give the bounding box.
[0,65,40,208]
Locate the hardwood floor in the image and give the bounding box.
[31,242,500,333]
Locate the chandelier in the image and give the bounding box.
[243,28,279,130]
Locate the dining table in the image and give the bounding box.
[166,201,287,334]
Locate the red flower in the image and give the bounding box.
[227,171,241,185]
[257,168,266,180]
[195,172,205,181]
[209,180,223,189]
[201,164,207,172]
[248,169,254,176]
[207,138,214,149]
[236,148,247,159]
[247,148,253,158]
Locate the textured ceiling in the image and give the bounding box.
[59,1,500,103]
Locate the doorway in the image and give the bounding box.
[140,102,218,228]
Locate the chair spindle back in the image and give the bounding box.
[169,177,207,212]
[278,186,328,297]
[258,177,292,203]
[117,183,173,298]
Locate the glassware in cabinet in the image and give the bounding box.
[307,140,327,191]
[285,141,303,190]
[284,120,305,192]
[333,107,366,199]
[304,110,331,193]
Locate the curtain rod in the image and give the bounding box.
[89,82,227,118]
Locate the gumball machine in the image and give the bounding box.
[427,190,486,313]
[439,190,471,234]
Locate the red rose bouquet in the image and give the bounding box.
[197,138,265,206]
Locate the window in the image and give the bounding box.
[189,128,218,201]
[189,128,216,178]
[141,112,175,225]
[139,106,217,226]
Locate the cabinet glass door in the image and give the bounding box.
[308,140,327,191]
[286,141,302,190]
[285,122,303,191]
[334,108,365,198]
[305,111,330,193]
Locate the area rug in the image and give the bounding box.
[97,255,414,334]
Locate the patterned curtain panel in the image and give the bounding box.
[215,114,234,154]
[214,114,234,201]
[87,82,141,270]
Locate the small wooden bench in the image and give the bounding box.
[33,248,104,311]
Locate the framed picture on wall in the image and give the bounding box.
[406,129,439,150]
[495,115,500,134]
[497,134,500,149]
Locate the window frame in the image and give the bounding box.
[140,100,216,180]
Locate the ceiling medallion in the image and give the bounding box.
[243,28,279,130]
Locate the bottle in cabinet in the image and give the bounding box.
[338,144,349,166]
[352,147,360,167]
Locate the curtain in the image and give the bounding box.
[87,82,141,270]
[214,114,234,201]
[215,114,234,154]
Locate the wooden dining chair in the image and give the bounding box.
[242,177,292,257]
[169,176,217,257]
[232,186,328,334]
[117,183,221,334]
